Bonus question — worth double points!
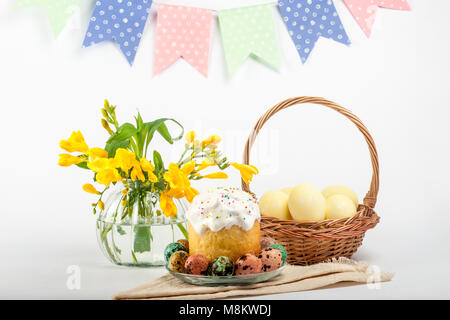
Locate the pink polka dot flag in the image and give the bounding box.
[343,0,410,37]
[153,4,213,77]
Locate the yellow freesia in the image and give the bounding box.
[164,163,190,190]
[197,158,215,171]
[59,131,89,154]
[164,163,199,202]
[140,158,158,182]
[166,188,185,199]
[184,186,199,203]
[130,161,145,182]
[202,135,221,148]
[203,172,228,179]
[160,192,177,218]
[98,200,105,211]
[96,167,122,186]
[88,158,118,173]
[231,163,259,184]
[185,131,196,144]
[114,148,136,172]
[88,147,108,161]
[82,184,100,194]
[58,154,82,167]
[181,160,196,175]
[101,119,113,134]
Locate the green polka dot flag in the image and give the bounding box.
[15,0,83,37]
[218,4,282,75]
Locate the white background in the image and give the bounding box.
[0,0,449,299]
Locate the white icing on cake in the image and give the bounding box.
[186,187,261,235]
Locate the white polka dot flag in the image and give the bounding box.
[218,4,282,75]
[83,0,153,65]
[278,0,350,63]
[15,0,413,73]
[343,0,411,37]
[153,4,213,77]
[15,0,83,37]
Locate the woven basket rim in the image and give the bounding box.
[260,205,380,239]
[241,96,380,211]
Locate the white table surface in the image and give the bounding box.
[2,213,449,300]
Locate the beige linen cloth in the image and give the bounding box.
[113,258,393,300]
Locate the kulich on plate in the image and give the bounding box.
[186,187,261,262]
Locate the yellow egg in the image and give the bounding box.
[280,187,293,196]
[322,185,359,207]
[259,190,292,220]
[325,195,357,220]
[288,184,325,222]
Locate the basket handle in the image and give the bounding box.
[241,97,379,209]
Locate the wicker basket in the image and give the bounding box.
[241,97,380,265]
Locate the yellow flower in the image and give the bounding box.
[98,201,105,211]
[114,148,136,172]
[163,163,198,202]
[101,119,113,134]
[166,188,185,199]
[203,172,228,179]
[82,184,100,195]
[121,199,127,206]
[185,131,196,144]
[140,158,158,182]
[59,131,89,154]
[58,154,82,167]
[121,189,128,195]
[231,163,259,185]
[130,161,145,182]
[184,186,199,203]
[197,158,215,171]
[88,158,118,173]
[164,163,190,190]
[202,135,221,148]
[160,192,177,218]
[193,140,200,148]
[181,160,196,175]
[88,147,108,161]
[96,168,122,186]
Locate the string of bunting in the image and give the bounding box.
[15,0,411,76]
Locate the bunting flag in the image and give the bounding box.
[218,4,282,75]
[153,4,213,77]
[16,0,412,73]
[278,0,350,63]
[15,0,82,37]
[343,0,411,37]
[83,0,153,65]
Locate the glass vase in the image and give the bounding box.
[96,180,188,267]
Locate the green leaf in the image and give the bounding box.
[76,162,89,170]
[143,118,184,156]
[153,150,164,173]
[105,138,130,157]
[133,226,152,253]
[107,123,137,143]
[116,225,126,236]
[156,122,174,144]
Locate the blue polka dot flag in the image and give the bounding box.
[83,0,153,65]
[278,0,350,63]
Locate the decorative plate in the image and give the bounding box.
[165,263,287,286]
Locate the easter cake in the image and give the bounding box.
[186,187,261,262]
